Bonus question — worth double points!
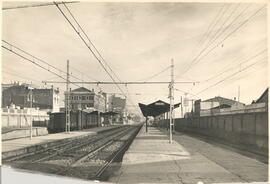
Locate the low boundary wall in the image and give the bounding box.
[2,108,49,129]
[158,112,268,156]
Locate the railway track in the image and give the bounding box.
[3,124,142,181]
[3,125,127,163]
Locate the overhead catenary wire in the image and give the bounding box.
[1,45,82,88]
[61,2,123,84]
[64,4,135,109]
[61,3,138,112]
[2,1,79,10]
[54,2,127,98]
[2,40,86,85]
[62,2,139,112]
[60,3,149,115]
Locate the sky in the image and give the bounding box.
[1,1,268,117]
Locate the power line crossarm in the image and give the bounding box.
[42,81,200,85]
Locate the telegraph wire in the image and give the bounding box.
[202,38,266,82]
[179,4,265,80]
[191,5,266,70]
[202,4,249,55]
[204,3,241,51]
[181,4,227,79]
[196,3,226,47]
[195,57,267,95]
[181,4,251,77]
[203,48,267,82]
[200,3,232,49]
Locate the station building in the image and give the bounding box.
[66,87,106,112]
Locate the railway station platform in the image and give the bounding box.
[2,125,121,160]
[109,126,268,184]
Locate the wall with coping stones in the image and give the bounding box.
[158,112,268,156]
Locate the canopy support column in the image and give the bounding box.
[146,116,148,133]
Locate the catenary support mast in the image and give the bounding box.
[169,59,174,144]
[66,60,70,133]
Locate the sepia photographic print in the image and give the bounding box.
[1,1,269,184]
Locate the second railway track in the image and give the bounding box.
[3,124,142,181]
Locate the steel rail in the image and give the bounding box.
[55,126,135,175]
[92,125,142,179]
[33,126,130,163]
[3,126,124,162]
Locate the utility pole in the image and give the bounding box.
[238,86,240,102]
[181,96,183,118]
[184,93,187,116]
[66,60,70,133]
[169,59,174,144]
[29,87,33,140]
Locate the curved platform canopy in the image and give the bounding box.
[138,100,181,117]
